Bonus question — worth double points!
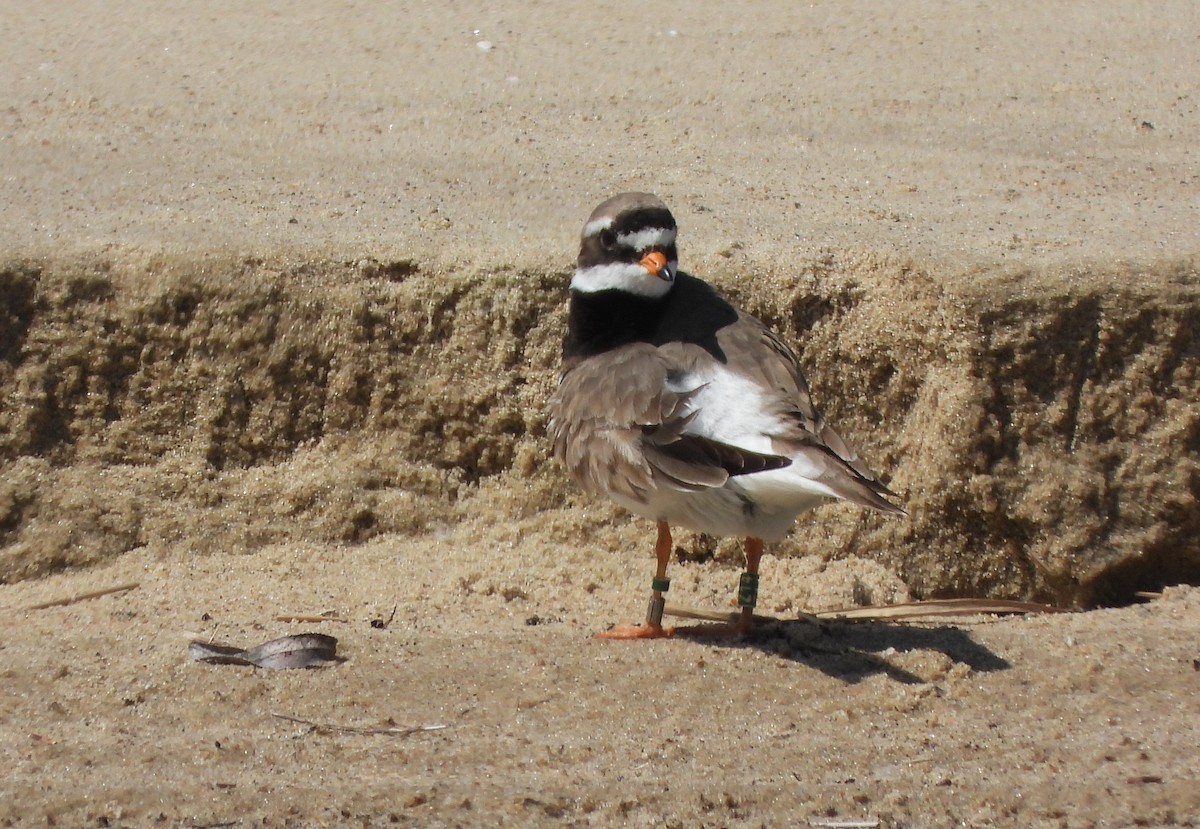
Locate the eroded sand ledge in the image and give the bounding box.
[3,251,1196,604]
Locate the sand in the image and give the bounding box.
[2,2,1199,826]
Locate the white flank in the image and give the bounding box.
[570,261,676,298]
[680,366,839,505]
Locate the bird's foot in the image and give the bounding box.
[595,623,676,640]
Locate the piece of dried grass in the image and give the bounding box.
[20,582,140,611]
[664,597,1066,625]
[271,712,448,737]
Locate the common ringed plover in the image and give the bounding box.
[548,192,903,638]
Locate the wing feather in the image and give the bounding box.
[548,343,789,504]
[713,312,904,513]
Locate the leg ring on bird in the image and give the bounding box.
[737,571,760,608]
[646,593,666,627]
[651,576,671,593]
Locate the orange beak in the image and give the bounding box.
[639,250,672,281]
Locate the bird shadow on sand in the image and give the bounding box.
[678,617,1011,684]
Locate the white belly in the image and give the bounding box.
[610,480,828,542]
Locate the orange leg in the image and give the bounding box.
[596,520,677,640]
[673,536,766,640]
[737,537,764,633]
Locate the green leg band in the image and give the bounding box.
[737,572,760,608]
[651,576,671,593]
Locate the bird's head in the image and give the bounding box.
[571,192,678,299]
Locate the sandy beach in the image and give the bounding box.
[2,2,1199,826]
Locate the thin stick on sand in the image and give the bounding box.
[22,582,140,611]
[271,712,449,737]
[273,613,348,624]
[664,597,1066,625]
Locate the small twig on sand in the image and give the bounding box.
[815,598,1068,621]
[808,819,880,829]
[665,597,1066,626]
[22,582,140,611]
[273,612,348,624]
[271,712,449,737]
[664,604,800,626]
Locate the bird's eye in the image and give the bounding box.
[599,228,617,248]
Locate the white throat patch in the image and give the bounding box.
[570,260,678,298]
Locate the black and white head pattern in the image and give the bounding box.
[571,192,680,299]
